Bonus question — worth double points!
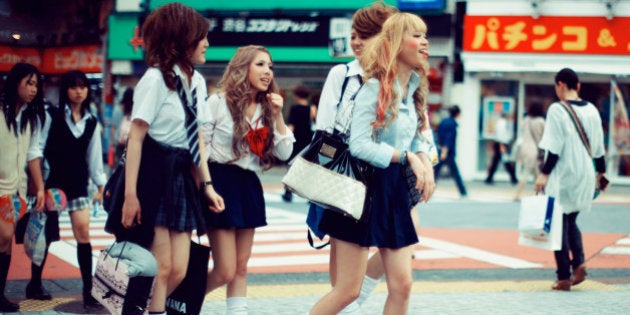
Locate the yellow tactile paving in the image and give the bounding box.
[203,279,624,301]
[17,297,75,312]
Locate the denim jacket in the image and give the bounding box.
[349,72,430,169]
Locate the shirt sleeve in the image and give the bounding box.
[199,93,220,156]
[272,123,295,161]
[349,79,394,169]
[538,104,565,155]
[26,118,43,161]
[131,69,168,126]
[315,64,347,131]
[87,121,107,186]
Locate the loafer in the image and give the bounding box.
[551,279,572,291]
[0,296,19,312]
[25,283,52,300]
[572,264,588,286]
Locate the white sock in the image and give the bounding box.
[338,300,362,314]
[226,297,248,315]
[356,275,379,305]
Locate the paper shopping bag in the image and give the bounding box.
[518,195,563,251]
[166,240,211,315]
[518,195,555,234]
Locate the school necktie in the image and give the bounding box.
[175,76,201,166]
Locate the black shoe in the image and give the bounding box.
[0,296,19,312]
[25,282,52,300]
[83,292,102,309]
[281,190,293,202]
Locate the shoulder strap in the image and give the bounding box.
[559,101,592,157]
[336,64,351,110]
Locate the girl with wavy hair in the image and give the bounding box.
[108,3,224,314]
[311,12,435,314]
[0,62,45,312]
[200,45,294,313]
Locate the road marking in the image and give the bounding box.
[601,246,630,255]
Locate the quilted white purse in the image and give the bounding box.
[283,155,366,220]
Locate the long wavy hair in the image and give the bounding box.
[219,45,279,170]
[361,13,429,132]
[142,2,209,90]
[1,62,44,135]
[59,70,92,115]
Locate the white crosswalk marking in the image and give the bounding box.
[49,193,548,271]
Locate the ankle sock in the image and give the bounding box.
[226,296,248,315]
[356,275,379,305]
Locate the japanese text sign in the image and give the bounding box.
[464,15,630,55]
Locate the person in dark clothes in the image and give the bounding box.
[282,85,313,202]
[435,105,468,197]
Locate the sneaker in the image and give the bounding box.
[281,190,293,202]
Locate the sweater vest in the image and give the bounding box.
[0,110,32,197]
[44,107,96,200]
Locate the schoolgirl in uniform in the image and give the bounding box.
[311,13,436,314]
[33,70,105,307]
[0,63,45,312]
[111,3,224,314]
[200,45,294,314]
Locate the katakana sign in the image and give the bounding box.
[464,15,630,55]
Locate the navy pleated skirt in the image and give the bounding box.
[204,162,266,229]
[319,164,418,249]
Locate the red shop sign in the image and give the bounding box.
[42,45,103,74]
[464,15,630,55]
[0,47,42,71]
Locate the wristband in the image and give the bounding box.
[201,181,213,188]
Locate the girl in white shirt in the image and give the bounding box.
[200,45,294,314]
[113,4,223,314]
[0,62,45,313]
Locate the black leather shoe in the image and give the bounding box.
[25,283,52,300]
[83,291,102,309]
[0,296,19,312]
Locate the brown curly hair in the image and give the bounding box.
[218,45,280,170]
[142,3,209,90]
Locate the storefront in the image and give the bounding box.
[107,0,454,125]
[452,0,630,184]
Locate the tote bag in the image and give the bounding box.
[166,240,211,314]
[92,241,157,315]
[518,195,563,251]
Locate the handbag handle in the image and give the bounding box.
[103,240,128,272]
[559,101,592,157]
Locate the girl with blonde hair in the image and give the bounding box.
[311,12,435,314]
[200,45,294,314]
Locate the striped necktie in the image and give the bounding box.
[175,77,201,166]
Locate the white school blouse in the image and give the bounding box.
[132,65,207,149]
[199,93,294,172]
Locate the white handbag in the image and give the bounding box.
[283,155,366,220]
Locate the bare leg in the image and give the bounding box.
[226,228,255,297]
[206,228,237,294]
[309,239,368,315]
[149,227,191,312]
[381,245,414,315]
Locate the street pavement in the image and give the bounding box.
[4,166,630,314]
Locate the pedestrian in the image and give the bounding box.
[112,87,134,165]
[282,84,313,202]
[110,3,224,314]
[535,68,608,291]
[200,45,294,314]
[22,69,104,308]
[485,112,518,184]
[310,12,435,314]
[434,105,468,198]
[513,101,545,201]
[0,62,46,313]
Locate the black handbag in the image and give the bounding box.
[103,152,125,214]
[166,240,211,315]
[403,164,422,206]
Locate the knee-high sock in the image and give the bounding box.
[226,297,248,315]
[30,245,49,287]
[0,253,11,296]
[77,242,93,293]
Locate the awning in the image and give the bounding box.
[461,52,630,76]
